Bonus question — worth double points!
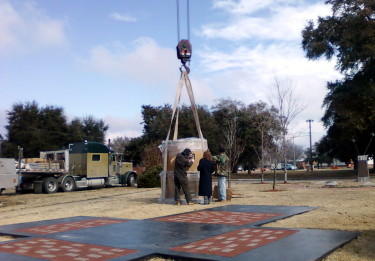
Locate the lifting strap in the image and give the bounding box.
[166,70,203,141]
[161,70,203,201]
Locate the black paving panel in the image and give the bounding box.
[0,205,359,261]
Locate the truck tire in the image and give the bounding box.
[127,174,136,187]
[42,177,58,194]
[61,177,75,192]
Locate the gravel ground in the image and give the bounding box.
[0,178,374,260]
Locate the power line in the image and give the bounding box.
[306,119,314,170]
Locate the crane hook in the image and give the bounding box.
[179,64,190,74]
[177,39,192,73]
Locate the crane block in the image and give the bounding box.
[176,39,192,64]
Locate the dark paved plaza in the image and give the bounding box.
[0,205,358,260]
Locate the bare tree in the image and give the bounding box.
[212,99,246,188]
[268,126,284,190]
[284,134,305,166]
[222,116,245,188]
[109,136,130,153]
[142,142,162,168]
[247,102,279,183]
[269,78,305,183]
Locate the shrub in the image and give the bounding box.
[137,165,162,188]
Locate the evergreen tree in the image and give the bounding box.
[81,116,109,143]
[4,101,68,157]
[3,101,110,158]
[302,0,375,162]
[67,116,109,143]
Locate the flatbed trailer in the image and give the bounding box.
[17,142,137,194]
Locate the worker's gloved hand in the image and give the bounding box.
[187,153,194,164]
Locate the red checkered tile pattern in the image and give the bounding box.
[171,228,298,257]
[154,211,282,225]
[0,238,138,261]
[17,218,128,235]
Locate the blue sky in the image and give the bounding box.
[0,0,340,148]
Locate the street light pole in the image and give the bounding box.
[306,119,313,171]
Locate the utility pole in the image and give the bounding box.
[306,120,313,171]
[292,136,296,167]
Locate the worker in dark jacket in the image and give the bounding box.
[174,148,194,205]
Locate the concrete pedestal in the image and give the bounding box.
[159,138,208,203]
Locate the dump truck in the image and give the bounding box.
[16,141,137,194]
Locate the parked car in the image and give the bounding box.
[277,163,297,170]
[286,164,297,170]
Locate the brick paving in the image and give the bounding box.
[0,238,138,261]
[154,211,282,225]
[17,218,128,235]
[171,228,297,257]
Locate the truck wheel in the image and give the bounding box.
[61,177,75,192]
[127,174,136,187]
[42,177,58,194]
